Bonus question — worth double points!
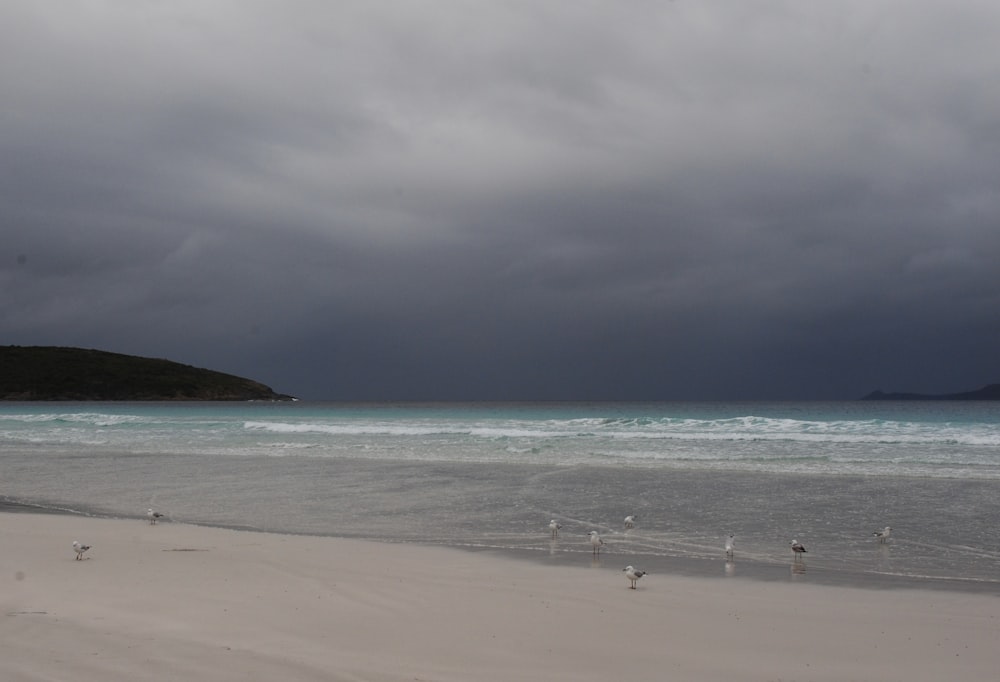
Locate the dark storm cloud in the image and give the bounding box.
[3,1,999,399]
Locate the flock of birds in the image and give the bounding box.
[548,515,894,589]
[69,508,893,592]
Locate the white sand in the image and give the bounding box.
[2,513,997,681]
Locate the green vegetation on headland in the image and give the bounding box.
[861,384,1000,400]
[0,346,295,401]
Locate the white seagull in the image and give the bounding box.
[147,508,165,525]
[790,539,807,559]
[624,515,637,529]
[623,565,646,589]
[589,530,605,555]
[873,526,892,543]
[549,519,562,538]
[72,540,91,560]
[725,534,736,558]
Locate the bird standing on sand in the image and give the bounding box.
[873,526,892,543]
[725,534,736,558]
[72,540,91,560]
[549,519,562,538]
[623,565,646,589]
[624,515,637,529]
[589,530,605,555]
[147,508,165,525]
[790,539,807,560]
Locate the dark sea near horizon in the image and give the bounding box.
[2,401,999,592]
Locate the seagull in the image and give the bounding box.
[873,526,892,543]
[147,508,165,525]
[549,519,562,538]
[72,540,91,560]
[725,534,736,558]
[623,565,646,589]
[790,539,807,560]
[589,530,605,555]
[624,515,637,529]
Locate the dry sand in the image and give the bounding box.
[2,513,997,681]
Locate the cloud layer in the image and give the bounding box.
[4,1,999,399]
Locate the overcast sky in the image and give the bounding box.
[3,1,999,400]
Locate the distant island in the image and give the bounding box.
[861,384,1000,401]
[0,346,295,401]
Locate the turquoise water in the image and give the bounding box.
[4,401,997,473]
[2,401,999,590]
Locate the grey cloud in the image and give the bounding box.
[3,1,1000,399]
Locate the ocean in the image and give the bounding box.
[2,401,998,591]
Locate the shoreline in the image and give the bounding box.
[4,511,998,681]
[5,498,997,595]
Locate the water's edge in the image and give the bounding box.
[6,498,994,595]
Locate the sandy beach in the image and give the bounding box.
[2,513,997,681]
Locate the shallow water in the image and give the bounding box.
[2,401,999,591]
